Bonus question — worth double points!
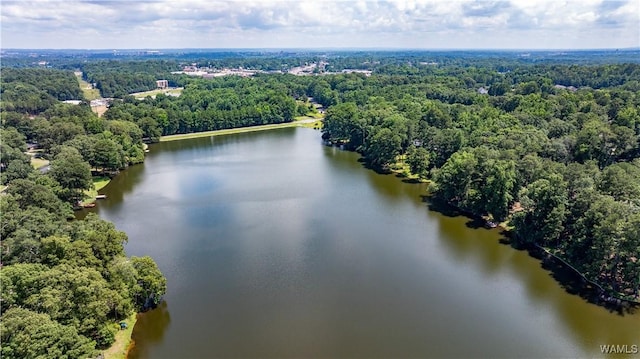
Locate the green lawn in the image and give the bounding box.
[389,156,429,183]
[82,176,111,206]
[296,100,324,118]
[308,111,324,119]
[94,176,111,191]
[160,122,305,142]
[75,73,101,101]
[102,312,137,359]
[295,118,323,129]
[30,157,49,169]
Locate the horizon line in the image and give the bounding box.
[2,47,640,52]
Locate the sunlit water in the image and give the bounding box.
[87,128,639,358]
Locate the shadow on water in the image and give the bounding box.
[423,195,640,355]
[95,165,146,207]
[399,177,422,184]
[424,195,638,316]
[422,196,467,218]
[127,301,171,359]
[355,156,394,176]
[75,163,147,220]
[422,196,490,229]
[499,230,639,316]
[539,253,638,316]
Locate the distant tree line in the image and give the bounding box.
[81,60,181,98]
[0,68,83,114]
[104,75,302,139]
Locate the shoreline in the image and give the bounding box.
[329,143,638,308]
[159,119,322,142]
[102,312,137,359]
[423,195,638,306]
[80,176,111,207]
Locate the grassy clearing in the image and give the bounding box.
[389,156,429,183]
[93,176,111,191]
[130,88,183,99]
[296,119,323,129]
[296,100,324,118]
[102,312,137,359]
[30,157,49,169]
[92,105,108,118]
[75,73,101,101]
[81,176,111,206]
[389,160,413,178]
[160,122,305,142]
[294,115,320,121]
[293,107,324,128]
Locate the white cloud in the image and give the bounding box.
[0,0,638,48]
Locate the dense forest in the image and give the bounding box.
[1,52,639,357]
[0,68,166,358]
[316,65,640,302]
[80,61,181,98]
[105,75,305,138]
[0,68,83,114]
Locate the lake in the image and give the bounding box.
[86,127,639,358]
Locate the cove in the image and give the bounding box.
[84,127,639,358]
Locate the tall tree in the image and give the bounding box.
[49,146,92,204]
[364,127,402,170]
[512,175,568,246]
[406,146,431,179]
[93,138,124,174]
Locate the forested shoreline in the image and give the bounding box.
[1,68,167,358]
[316,63,640,304]
[1,51,639,357]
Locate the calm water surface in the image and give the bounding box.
[88,128,638,358]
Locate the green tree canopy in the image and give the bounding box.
[50,146,93,204]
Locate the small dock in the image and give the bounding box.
[96,194,107,200]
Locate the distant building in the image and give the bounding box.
[341,69,372,76]
[156,80,169,89]
[554,84,578,92]
[478,87,489,94]
[62,100,83,105]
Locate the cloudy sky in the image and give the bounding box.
[1,0,638,49]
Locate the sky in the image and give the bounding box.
[1,0,639,49]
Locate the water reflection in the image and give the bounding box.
[128,301,171,359]
[91,128,638,358]
[425,199,639,357]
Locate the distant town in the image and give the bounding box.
[172,61,372,78]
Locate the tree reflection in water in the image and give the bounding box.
[128,301,171,359]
